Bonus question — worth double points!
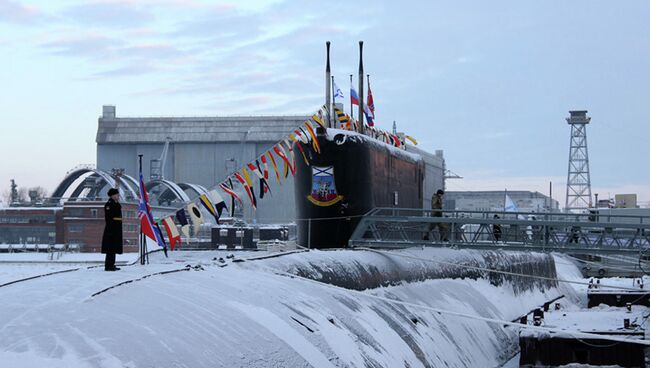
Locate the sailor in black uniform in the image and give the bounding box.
[102,188,123,271]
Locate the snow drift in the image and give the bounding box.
[0,248,577,367]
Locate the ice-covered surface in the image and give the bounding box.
[503,356,625,368]
[324,128,422,163]
[519,304,647,341]
[0,253,140,285]
[521,255,649,340]
[0,248,576,367]
[585,275,648,293]
[0,252,139,264]
[245,247,559,294]
[540,305,646,334]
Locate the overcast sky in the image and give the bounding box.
[1,0,648,207]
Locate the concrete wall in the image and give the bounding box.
[98,142,296,224]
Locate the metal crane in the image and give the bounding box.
[150,137,172,181]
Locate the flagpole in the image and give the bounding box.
[139,154,145,265]
[325,41,332,129]
[358,41,365,134]
[229,178,235,217]
[331,75,336,128]
[367,73,371,127]
[349,74,354,118]
[549,181,553,212]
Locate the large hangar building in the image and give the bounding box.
[96,105,446,224]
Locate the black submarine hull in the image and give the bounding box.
[294,130,424,248]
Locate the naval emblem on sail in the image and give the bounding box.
[307,166,343,206]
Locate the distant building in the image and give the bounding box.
[62,201,140,253]
[614,194,638,208]
[0,207,63,245]
[96,105,445,223]
[445,191,559,212]
[588,207,650,225]
[0,202,142,252]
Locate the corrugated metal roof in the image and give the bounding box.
[96,115,311,144]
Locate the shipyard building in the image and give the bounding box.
[96,105,445,223]
[445,191,559,212]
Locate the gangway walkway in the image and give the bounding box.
[348,208,650,255]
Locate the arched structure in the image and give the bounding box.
[145,179,191,206]
[48,167,139,205]
[177,183,210,199]
[49,168,198,207]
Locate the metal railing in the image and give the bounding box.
[348,208,650,255]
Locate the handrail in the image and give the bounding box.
[348,207,650,255]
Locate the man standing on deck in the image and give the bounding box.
[425,189,448,241]
[102,188,123,271]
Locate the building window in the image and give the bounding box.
[68,208,84,217]
[91,209,98,218]
[68,240,83,247]
[68,224,84,233]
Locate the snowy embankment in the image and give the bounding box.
[0,248,582,368]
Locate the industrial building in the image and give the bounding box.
[0,207,63,245]
[62,201,140,253]
[96,105,446,223]
[445,191,559,212]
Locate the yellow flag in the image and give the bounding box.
[242,167,254,188]
[405,135,418,145]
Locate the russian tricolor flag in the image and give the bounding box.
[363,104,374,126]
[350,84,359,106]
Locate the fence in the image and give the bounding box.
[349,208,650,255]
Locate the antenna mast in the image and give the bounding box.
[325,41,332,128]
[358,41,365,134]
[565,110,593,212]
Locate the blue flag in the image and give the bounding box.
[333,80,344,102]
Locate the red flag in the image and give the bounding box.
[289,134,309,165]
[234,172,256,209]
[161,217,181,250]
[391,134,401,148]
[247,162,264,179]
[260,155,269,181]
[267,151,282,184]
[219,180,243,208]
[282,140,297,176]
[138,171,165,249]
[250,160,271,197]
[367,79,375,118]
[303,122,320,153]
[273,144,292,178]
[350,80,360,106]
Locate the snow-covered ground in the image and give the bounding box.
[0,248,587,367]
